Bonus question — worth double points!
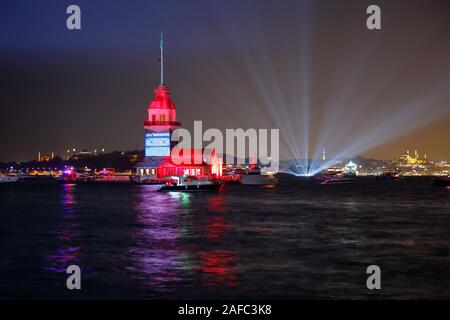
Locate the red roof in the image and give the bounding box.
[148,85,176,110]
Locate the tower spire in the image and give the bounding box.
[160,32,164,85]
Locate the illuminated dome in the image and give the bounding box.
[148,85,176,110]
[144,84,180,131]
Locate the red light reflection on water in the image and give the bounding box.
[197,250,238,287]
[46,246,81,273]
[205,196,229,241]
[205,216,229,241]
[196,194,239,287]
[62,184,76,207]
[131,187,240,290]
[208,195,225,212]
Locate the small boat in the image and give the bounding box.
[0,174,20,183]
[320,177,354,185]
[57,168,78,183]
[376,170,401,181]
[158,175,221,192]
[240,167,279,186]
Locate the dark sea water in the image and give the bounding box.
[1,176,449,299]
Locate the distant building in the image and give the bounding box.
[37,151,55,162]
[344,161,358,175]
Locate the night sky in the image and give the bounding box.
[1,0,449,162]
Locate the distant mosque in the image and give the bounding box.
[399,149,427,165]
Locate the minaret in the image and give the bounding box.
[322,147,326,161]
[38,151,41,162]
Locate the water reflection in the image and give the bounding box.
[197,249,238,287]
[129,187,239,293]
[62,184,76,208]
[128,186,192,293]
[45,184,81,273]
[205,216,229,241]
[206,196,229,241]
[199,194,239,287]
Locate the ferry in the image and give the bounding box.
[95,175,132,184]
[94,168,132,184]
[158,175,221,192]
[316,168,354,185]
[58,168,132,184]
[240,167,279,186]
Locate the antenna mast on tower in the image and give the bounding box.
[160,32,164,85]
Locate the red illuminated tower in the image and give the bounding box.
[143,33,180,158]
[136,33,221,180]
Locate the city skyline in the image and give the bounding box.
[1,0,450,162]
[2,145,447,167]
